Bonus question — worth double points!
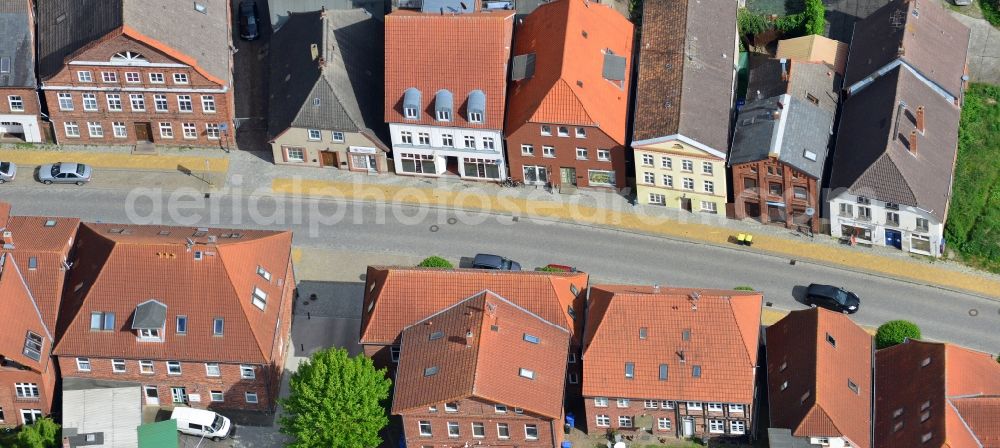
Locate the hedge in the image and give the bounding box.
[417,256,453,269]
[875,320,921,349]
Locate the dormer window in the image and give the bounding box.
[435,90,453,122]
[403,88,421,120]
[467,90,485,123]
[132,299,167,342]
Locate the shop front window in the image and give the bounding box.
[400,153,435,174]
[463,158,500,179]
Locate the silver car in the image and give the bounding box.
[38,162,92,185]
[0,161,15,183]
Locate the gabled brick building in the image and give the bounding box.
[504,0,633,189]
[766,307,873,448]
[52,223,294,412]
[581,285,762,440]
[392,291,570,447]
[0,203,79,426]
[36,0,234,148]
[360,267,588,394]
[875,340,1000,448]
[0,0,44,143]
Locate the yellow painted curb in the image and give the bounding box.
[271,178,1000,299]
[0,150,229,173]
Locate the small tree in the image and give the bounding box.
[536,266,563,272]
[280,348,392,448]
[418,256,453,269]
[876,320,921,349]
[15,418,60,448]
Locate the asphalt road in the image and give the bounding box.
[2,186,998,354]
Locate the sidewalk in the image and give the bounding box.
[0,143,230,173]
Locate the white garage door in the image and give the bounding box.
[0,121,24,134]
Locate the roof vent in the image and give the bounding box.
[652,283,660,293]
[689,291,700,301]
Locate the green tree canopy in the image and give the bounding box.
[418,256,453,269]
[876,320,922,349]
[15,418,60,448]
[280,348,392,448]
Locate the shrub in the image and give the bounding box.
[733,286,755,291]
[876,320,922,349]
[802,0,827,35]
[536,266,563,272]
[737,8,769,36]
[982,0,1000,28]
[417,256,453,269]
[15,418,60,448]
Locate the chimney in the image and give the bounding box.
[909,130,918,155]
[916,106,925,133]
[779,58,788,81]
[897,46,905,57]
[1,230,11,247]
[465,329,474,347]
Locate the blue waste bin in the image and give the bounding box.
[561,441,572,448]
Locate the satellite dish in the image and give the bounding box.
[806,208,815,216]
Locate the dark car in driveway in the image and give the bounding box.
[806,284,860,314]
[239,1,260,40]
[472,254,521,271]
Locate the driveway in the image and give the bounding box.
[948,11,1000,84]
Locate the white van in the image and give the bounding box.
[171,407,234,441]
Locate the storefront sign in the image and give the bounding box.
[350,146,378,154]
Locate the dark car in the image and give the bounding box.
[805,284,860,314]
[472,253,521,271]
[239,1,260,40]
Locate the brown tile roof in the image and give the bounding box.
[747,60,842,116]
[52,223,294,364]
[504,0,634,144]
[0,253,54,373]
[383,10,514,130]
[360,266,588,345]
[765,308,872,448]
[844,0,970,100]
[829,66,960,220]
[875,340,1000,448]
[631,0,737,153]
[391,291,570,419]
[1,208,80,331]
[581,285,762,404]
[775,35,849,75]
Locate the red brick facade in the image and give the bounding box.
[0,87,45,142]
[41,34,234,148]
[506,123,626,189]
[582,396,751,439]
[399,397,562,447]
[731,159,821,233]
[0,364,57,427]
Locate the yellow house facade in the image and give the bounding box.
[633,137,728,214]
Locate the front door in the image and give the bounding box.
[134,123,153,142]
[170,387,188,404]
[680,197,693,212]
[885,229,903,249]
[560,167,576,186]
[321,151,337,167]
[144,385,159,406]
[744,201,762,220]
[445,156,459,175]
[682,418,694,437]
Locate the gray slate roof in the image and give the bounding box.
[828,66,961,221]
[267,9,387,147]
[131,299,166,329]
[748,60,841,116]
[267,0,386,28]
[0,0,35,88]
[36,0,232,83]
[729,93,834,179]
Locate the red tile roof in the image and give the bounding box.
[360,266,588,345]
[3,215,80,330]
[53,223,294,364]
[766,308,872,448]
[391,291,570,419]
[505,0,634,144]
[582,285,762,404]
[0,253,54,373]
[384,10,514,129]
[875,340,1000,448]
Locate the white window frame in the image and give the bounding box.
[445,402,459,413]
[139,360,154,374]
[173,73,189,84]
[112,122,127,138]
[101,71,117,83]
[244,391,258,404]
[447,422,460,437]
[252,287,267,309]
[525,424,538,440]
[662,174,673,188]
[159,122,173,139]
[482,137,495,150]
[82,93,98,111]
[521,144,534,156]
[205,362,221,377]
[129,94,145,111]
[540,125,551,136]
[240,364,256,379]
[201,95,216,113]
[124,71,140,83]
[729,404,745,413]
[594,397,608,407]
[182,122,197,139]
[87,122,103,138]
[707,402,724,412]
[576,127,587,138]
[106,94,122,111]
[618,416,633,428]
[708,419,725,434]
[649,193,665,204]
[472,422,485,438]
[497,423,510,439]
[557,126,569,137]
[642,154,654,166]
[8,95,24,111]
[419,421,432,436]
[660,400,675,409]
[206,123,220,139]
[468,112,483,123]
[177,95,193,112]
[644,400,658,409]
[495,404,507,413]
[441,134,454,147]
[464,135,476,149]
[543,146,555,157]
[661,156,672,169]
[166,361,182,375]
[598,149,611,161]
[64,121,80,138]
[596,415,610,427]
[617,398,629,408]
[702,161,714,175]
[112,359,126,373]
[77,71,93,82]
[683,177,695,190]
[682,159,694,171]
[687,402,702,410]
[14,383,39,398]
[210,390,224,402]
[332,131,344,142]
[730,420,745,435]
[704,180,715,194]
[58,93,74,111]
[154,94,168,112]
[149,72,165,83]
[76,357,91,372]
[576,148,588,160]
[657,417,671,431]
[643,172,655,184]
[404,107,418,119]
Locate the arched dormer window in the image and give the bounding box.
[111,51,148,63]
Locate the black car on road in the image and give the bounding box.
[239,1,260,40]
[805,284,860,314]
[472,254,521,271]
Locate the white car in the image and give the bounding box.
[171,407,233,441]
[0,161,15,183]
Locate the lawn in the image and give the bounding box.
[945,83,1000,272]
